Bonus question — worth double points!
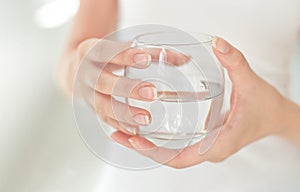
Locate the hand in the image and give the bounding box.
[111,37,286,168]
[63,38,189,135]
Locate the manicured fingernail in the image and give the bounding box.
[128,137,139,148]
[133,114,150,125]
[120,123,138,135]
[133,53,151,67]
[138,86,157,100]
[128,138,134,143]
[213,37,230,54]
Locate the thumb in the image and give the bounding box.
[212,37,255,87]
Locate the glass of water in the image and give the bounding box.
[125,31,225,149]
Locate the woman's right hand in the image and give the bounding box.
[60,38,189,136]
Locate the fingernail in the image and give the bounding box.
[212,37,230,54]
[133,53,151,67]
[138,86,157,100]
[128,137,139,148]
[133,114,150,125]
[120,123,138,135]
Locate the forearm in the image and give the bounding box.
[59,0,118,95]
[65,0,118,52]
[279,98,300,146]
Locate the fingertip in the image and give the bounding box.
[212,36,230,54]
[110,131,134,149]
[212,37,247,70]
[111,131,128,141]
[128,137,139,148]
[113,48,151,67]
[133,113,151,125]
[128,136,156,150]
[212,36,231,69]
[128,48,151,68]
[212,37,253,87]
[119,122,139,135]
[138,85,157,100]
[110,131,119,141]
[133,53,151,68]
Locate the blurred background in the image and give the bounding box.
[0,0,299,191]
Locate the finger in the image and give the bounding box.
[103,116,139,135]
[96,70,157,100]
[111,131,135,149]
[127,135,210,168]
[212,37,256,88]
[113,131,213,168]
[109,47,189,67]
[79,39,189,67]
[78,38,152,68]
[127,134,181,165]
[110,48,151,68]
[101,63,123,72]
[145,48,190,66]
[94,92,151,126]
[198,127,221,155]
[77,38,100,60]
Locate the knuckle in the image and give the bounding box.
[96,77,105,92]
[112,76,144,99]
[77,38,98,58]
[233,51,248,68]
[113,50,127,64]
[101,115,110,123]
[228,55,249,73]
[94,96,106,115]
[237,56,247,69]
[96,72,113,94]
[77,44,86,57]
[128,48,140,57]
[95,107,105,118]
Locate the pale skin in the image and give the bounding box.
[59,0,300,168]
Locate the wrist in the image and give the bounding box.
[277,98,300,146]
[256,86,286,137]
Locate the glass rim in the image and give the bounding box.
[133,31,214,47]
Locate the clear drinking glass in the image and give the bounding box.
[125,31,225,149]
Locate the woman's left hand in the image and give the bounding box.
[110,37,286,169]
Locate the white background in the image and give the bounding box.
[0,0,299,191]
